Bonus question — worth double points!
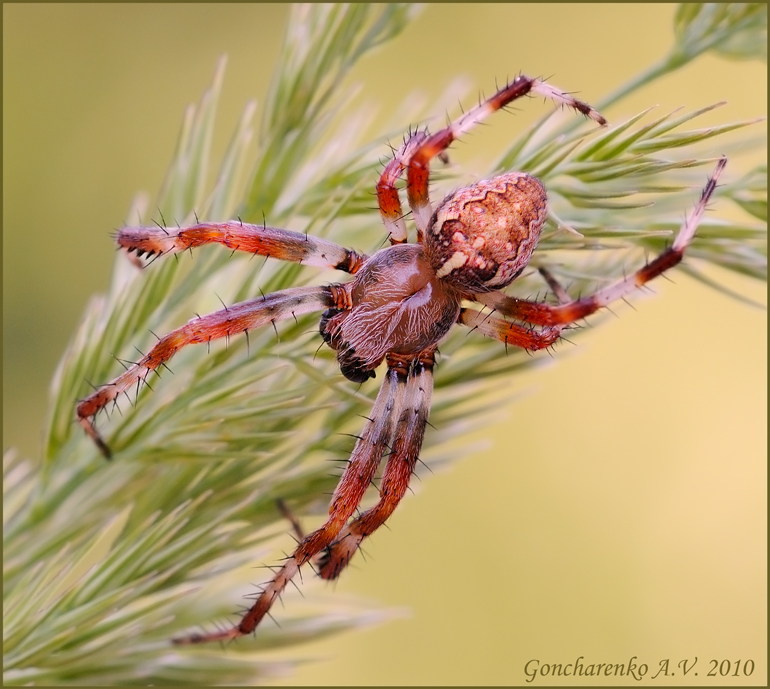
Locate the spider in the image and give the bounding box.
[76,74,726,644]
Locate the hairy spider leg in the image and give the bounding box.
[374,76,605,247]
[537,266,574,306]
[404,75,607,235]
[462,157,727,345]
[76,285,343,457]
[318,349,435,580]
[173,360,410,644]
[457,309,563,351]
[376,130,430,244]
[117,221,367,274]
[456,266,573,351]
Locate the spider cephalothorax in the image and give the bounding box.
[320,242,462,382]
[76,74,726,643]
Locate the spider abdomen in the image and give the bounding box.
[426,172,547,292]
[321,244,461,381]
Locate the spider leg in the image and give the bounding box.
[457,266,571,349]
[537,266,573,306]
[467,157,727,338]
[458,309,562,351]
[376,130,431,245]
[117,221,367,274]
[317,349,436,580]
[172,360,410,644]
[406,75,607,236]
[77,285,344,457]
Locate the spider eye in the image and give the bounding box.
[426,173,547,292]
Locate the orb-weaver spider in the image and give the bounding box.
[76,74,726,643]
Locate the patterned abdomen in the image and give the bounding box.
[426,173,547,292]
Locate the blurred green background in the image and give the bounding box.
[4,4,766,685]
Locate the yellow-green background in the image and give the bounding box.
[4,4,766,686]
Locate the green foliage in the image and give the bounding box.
[673,3,767,63]
[595,3,767,111]
[4,3,766,685]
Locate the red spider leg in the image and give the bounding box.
[173,363,409,644]
[405,75,607,236]
[471,157,727,331]
[461,267,573,348]
[458,309,563,351]
[317,349,436,580]
[376,130,430,244]
[117,221,367,274]
[77,285,344,457]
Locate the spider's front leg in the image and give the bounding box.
[463,157,728,344]
[317,349,436,580]
[172,350,436,644]
[76,285,345,457]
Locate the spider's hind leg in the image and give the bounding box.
[376,129,431,245]
[404,75,607,236]
[465,157,728,341]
